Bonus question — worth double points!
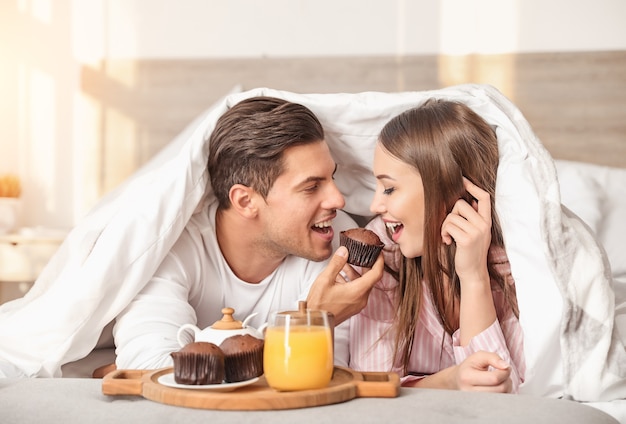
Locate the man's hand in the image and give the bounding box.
[306,246,384,324]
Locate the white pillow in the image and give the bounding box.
[556,160,626,282]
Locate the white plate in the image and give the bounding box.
[157,373,259,392]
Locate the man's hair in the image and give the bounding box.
[208,96,325,209]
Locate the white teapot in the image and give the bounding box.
[176,307,265,347]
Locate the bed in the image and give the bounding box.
[1,81,625,421]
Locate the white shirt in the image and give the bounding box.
[114,201,352,369]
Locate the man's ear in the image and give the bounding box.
[229,184,259,218]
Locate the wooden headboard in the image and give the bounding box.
[81,50,626,194]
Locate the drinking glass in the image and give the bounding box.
[263,305,333,391]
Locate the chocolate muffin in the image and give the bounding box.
[339,228,384,267]
[170,341,225,385]
[219,334,264,383]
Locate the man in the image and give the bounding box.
[113,96,383,369]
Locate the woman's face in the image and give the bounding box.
[370,143,426,258]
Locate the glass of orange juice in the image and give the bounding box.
[263,304,333,391]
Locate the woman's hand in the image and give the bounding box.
[409,351,512,393]
[454,351,513,393]
[440,177,492,284]
[441,178,497,345]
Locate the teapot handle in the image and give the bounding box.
[176,323,200,347]
[241,312,258,328]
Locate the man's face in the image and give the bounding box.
[257,140,345,262]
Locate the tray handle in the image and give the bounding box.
[102,369,149,396]
[354,371,401,398]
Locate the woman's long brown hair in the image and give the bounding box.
[378,99,519,373]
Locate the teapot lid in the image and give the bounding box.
[211,307,244,330]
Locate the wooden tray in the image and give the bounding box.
[102,366,400,410]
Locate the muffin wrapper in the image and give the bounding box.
[223,347,264,383]
[340,233,384,267]
[171,351,225,385]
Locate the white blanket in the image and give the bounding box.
[0,84,624,418]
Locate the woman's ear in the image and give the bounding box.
[228,184,259,218]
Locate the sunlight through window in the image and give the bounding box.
[26,67,57,215]
[439,0,519,97]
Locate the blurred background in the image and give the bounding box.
[1,0,625,232]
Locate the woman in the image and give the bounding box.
[349,98,525,393]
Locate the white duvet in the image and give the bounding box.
[0,84,624,421]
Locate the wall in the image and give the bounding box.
[75,0,626,59]
[1,0,626,230]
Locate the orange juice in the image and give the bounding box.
[263,325,333,391]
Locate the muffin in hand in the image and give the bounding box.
[339,228,384,268]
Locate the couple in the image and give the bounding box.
[0,95,522,393]
[2,88,623,417]
[112,96,522,393]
